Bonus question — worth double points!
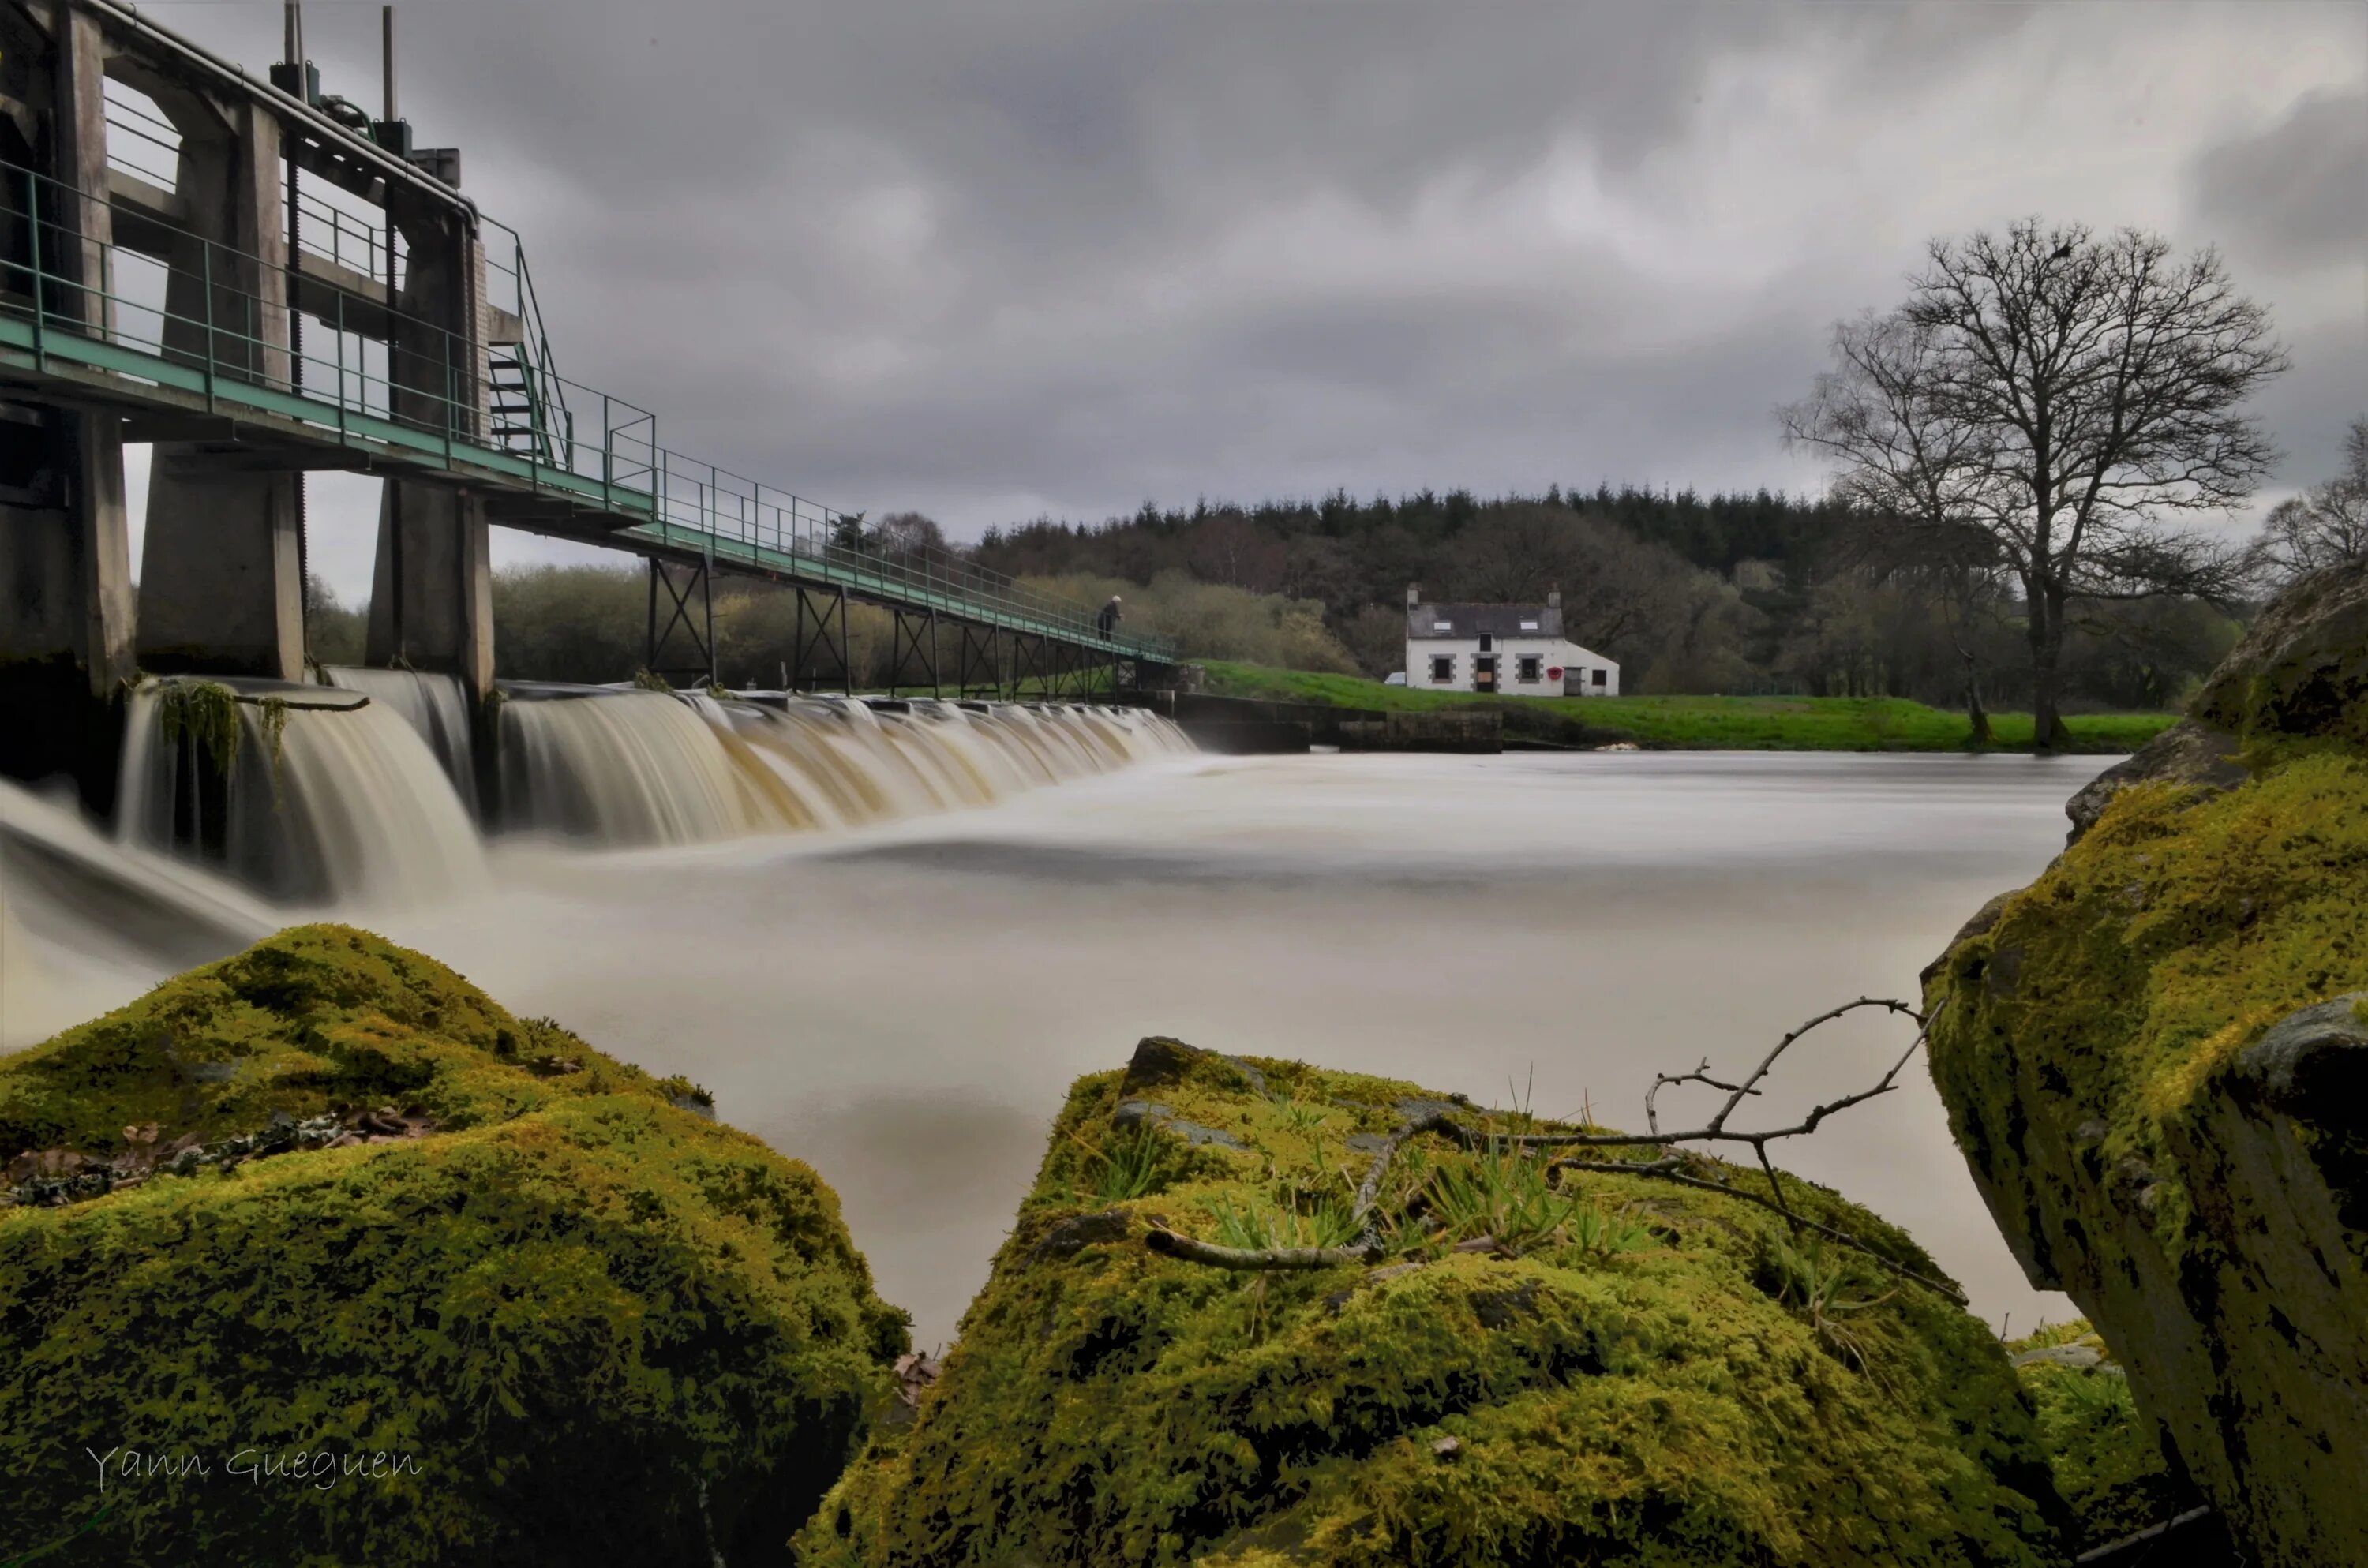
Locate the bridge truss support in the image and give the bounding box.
[790,585,852,695]
[888,607,939,698]
[1007,631,1047,700]
[954,622,1002,699]
[646,558,714,687]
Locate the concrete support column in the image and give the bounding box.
[137,97,304,679]
[0,5,133,695]
[365,481,493,701]
[369,196,493,700]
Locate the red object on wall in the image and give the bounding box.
[1546,666,1564,680]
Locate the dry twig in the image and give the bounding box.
[1142,998,1961,1301]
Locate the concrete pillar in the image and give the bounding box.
[365,481,493,699]
[0,416,129,683]
[137,95,304,679]
[0,5,133,696]
[369,193,494,700]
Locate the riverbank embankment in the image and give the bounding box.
[1193,661,2177,752]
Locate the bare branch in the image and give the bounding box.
[1143,1230,1378,1271]
[1144,999,1965,1302]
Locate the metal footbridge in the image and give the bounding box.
[0,80,1177,692]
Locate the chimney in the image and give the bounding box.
[1406,584,1421,608]
[1547,588,1561,609]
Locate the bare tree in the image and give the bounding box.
[1785,221,2285,749]
[871,511,950,557]
[2250,416,2368,587]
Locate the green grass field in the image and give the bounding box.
[1195,661,2175,754]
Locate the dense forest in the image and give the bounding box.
[955,484,2245,712]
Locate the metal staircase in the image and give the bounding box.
[487,341,565,466]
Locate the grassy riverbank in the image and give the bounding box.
[1195,661,2176,752]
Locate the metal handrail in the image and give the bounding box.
[0,157,1178,661]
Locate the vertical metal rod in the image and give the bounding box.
[382,5,399,122]
[646,558,658,675]
[837,588,850,697]
[700,560,715,686]
[389,471,405,661]
[200,238,215,408]
[27,174,45,371]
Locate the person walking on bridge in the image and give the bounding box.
[1096,595,1122,639]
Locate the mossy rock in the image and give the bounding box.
[1926,558,2368,1568]
[797,1038,2070,1567]
[0,926,909,1566]
[2005,1320,2181,1553]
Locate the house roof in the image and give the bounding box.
[1405,602,1562,640]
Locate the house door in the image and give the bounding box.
[1473,655,1497,693]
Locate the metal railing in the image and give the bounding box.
[0,157,1178,661]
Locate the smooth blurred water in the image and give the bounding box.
[367,748,2106,1348]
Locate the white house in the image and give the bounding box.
[1403,587,1621,698]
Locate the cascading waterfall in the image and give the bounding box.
[117,679,492,907]
[499,688,1193,848]
[94,672,1190,905]
[322,665,477,797]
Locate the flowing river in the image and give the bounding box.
[3,702,2100,1349]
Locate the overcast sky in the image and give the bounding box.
[122,0,2367,605]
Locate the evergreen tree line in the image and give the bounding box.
[961,484,2244,711]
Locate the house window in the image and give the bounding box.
[1591,668,1608,688]
[1478,634,1493,653]
[1429,656,1456,683]
[1432,620,1452,632]
[1519,619,1538,631]
[1516,655,1542,683]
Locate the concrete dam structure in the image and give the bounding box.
[0,0,1186,856]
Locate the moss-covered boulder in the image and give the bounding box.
[0,925,909,1566]
[797,1037,2068,1567]
[1927,556,2368,1568]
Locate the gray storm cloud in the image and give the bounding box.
[134,2,2367,602]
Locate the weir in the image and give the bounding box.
[100,673,1192,904]
[0,0,1184,816]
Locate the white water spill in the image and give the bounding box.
[117,683,493,909]
[355,747,2109,1349]
[498,690,1193,846]
[323,665,477,793]
[1,776,275,1046]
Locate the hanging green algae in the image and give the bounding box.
[0,925,909,1567]
[797,1039,2070,1568]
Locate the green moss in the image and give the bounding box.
[1928,754,2368,1269]
[798,1042,2068,1568]
[0,925,667,1160]
[0,926,908,1565]
[2005,1321,2177,1552]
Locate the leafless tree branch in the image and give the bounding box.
[1143,1000,1965,1302]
